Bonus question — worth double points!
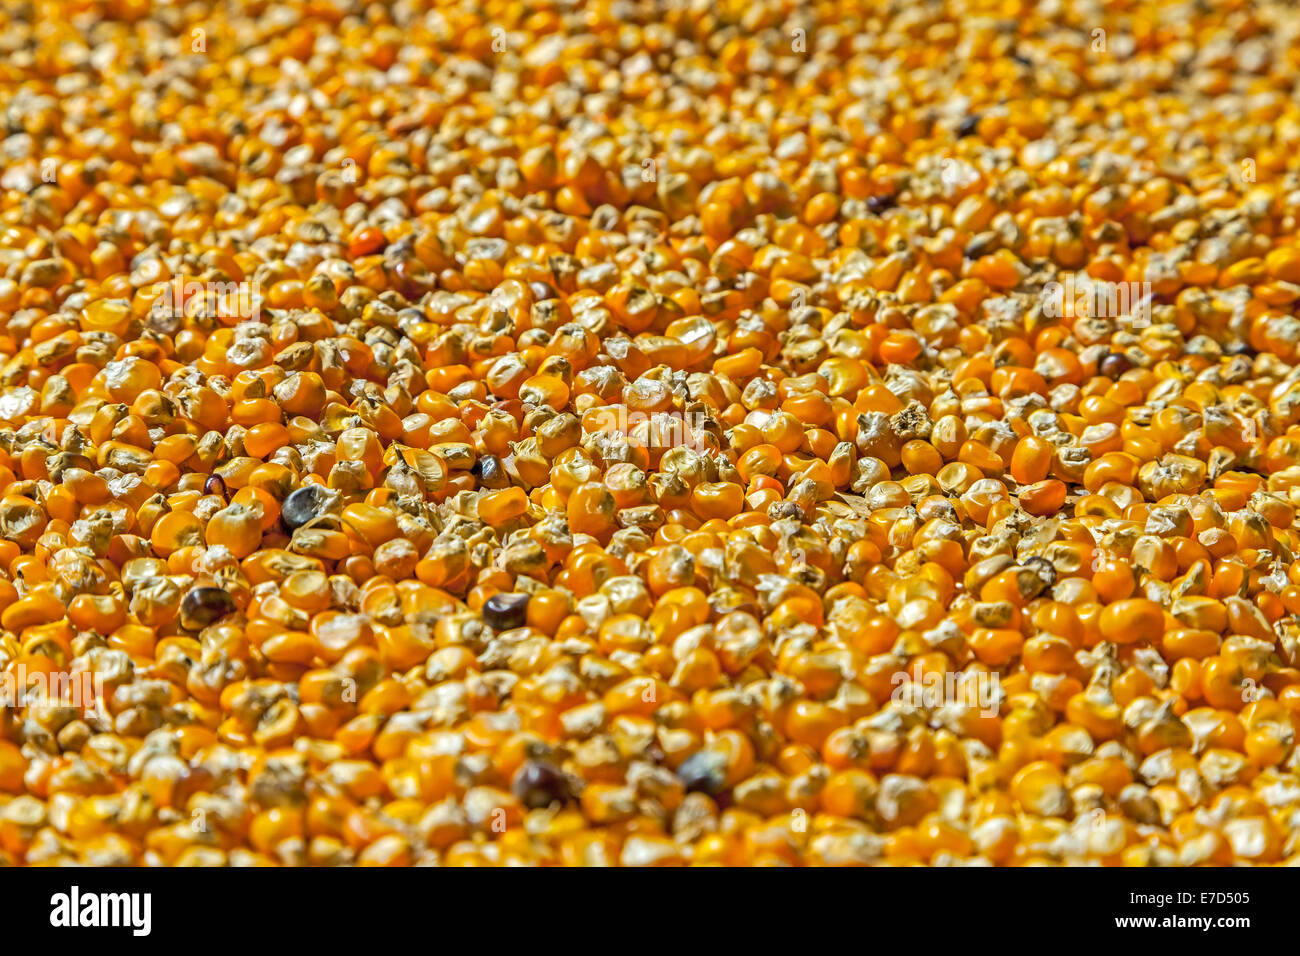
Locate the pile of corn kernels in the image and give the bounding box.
[1,0,1300,865]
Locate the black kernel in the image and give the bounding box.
[282,484,332,531]
[483,592,530,630]
[1098,351,1132,379]
[511,760,571,809]
[180,587,236,631]
[677,750,727,796]
[866,194,897,215]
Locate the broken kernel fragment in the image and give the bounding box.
[0,0,1298,869]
